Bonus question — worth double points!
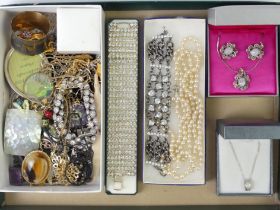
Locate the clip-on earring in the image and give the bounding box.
[220,42,238,59]
[246,42,264,60]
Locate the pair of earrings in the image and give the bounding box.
[220,42,264,60]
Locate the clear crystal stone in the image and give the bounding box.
[93,118,98,124]
[238,78,246,87]
[156,83,162,90]
[58,122,64,129]
[53,107,59,113]
[155,98,161,104]
[90,128,97,135]
[148,90,155,97]
[56,94,63,100]
[224,46,233,55]
[151,75,157,82]
[84,90,90,96]
[149,120,155,126]
[162,106,168,112]
[90,104,96,110]
[161,119,167,125]
[83,96,90,102]
[56,116,62,122]
[84,103,90,109]
[84,84,90,89]
[90,111,96,117]
[54,100,61,107]
[88,122,94,128]
[155,112,162,118]
[250,48,260,57]
[66,134,72,140]
[162,76,168,82]
[148,105,155,111]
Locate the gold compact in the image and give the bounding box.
[21,151,51,185]
[11,11,50,55]
[5,48,44,99]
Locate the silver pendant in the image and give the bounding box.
[233,68,250,91]
[244,179,253,191]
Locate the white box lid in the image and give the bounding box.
[0,0,102,6]
[209,5,280,25]
[1,0,280,6]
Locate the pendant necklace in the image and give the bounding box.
[216,34,263,91]
[228,140,260,191]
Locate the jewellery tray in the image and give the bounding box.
[216,120,280,195]
[143,18,206,185]
[0,5,105,193]
[0,1,280,208]
[208,5,280,97]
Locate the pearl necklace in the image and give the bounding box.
[162,37,204,180]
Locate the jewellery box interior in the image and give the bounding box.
[0,1,280,208]
[208,5,279,97]
[0,5,105,193]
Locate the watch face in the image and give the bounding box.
[24,72,53,100]
[6,49,42,95]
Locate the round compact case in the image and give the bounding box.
[11,11,50,55]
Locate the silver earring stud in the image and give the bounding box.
[246,42,264,60]
[220,42,238,59]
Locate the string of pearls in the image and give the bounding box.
[162,37,204,180]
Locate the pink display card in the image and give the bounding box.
[209,25,277,96]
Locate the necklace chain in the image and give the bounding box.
[229,140,260,180]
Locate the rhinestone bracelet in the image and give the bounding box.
[106,20,138,190]
[145,28,174,175]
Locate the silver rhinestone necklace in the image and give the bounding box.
[216,34,262,91]
[145,28,174,175]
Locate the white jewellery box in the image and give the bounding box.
[216,119,279,195]
[143,18,206,185]
[0,3,105,193]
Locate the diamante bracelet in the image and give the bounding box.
[106,20,138,190]
[145,28,174,175]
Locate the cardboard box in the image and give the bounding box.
[0,5,105,193]
[216,119,279,195]
[143,18,206,185]
[208,5,279,97]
